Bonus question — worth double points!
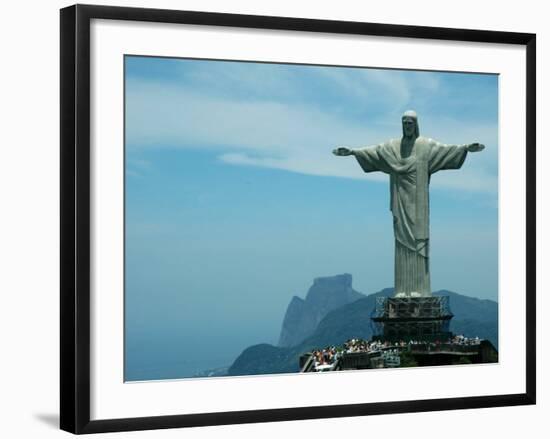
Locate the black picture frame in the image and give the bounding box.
[60,4,536,434]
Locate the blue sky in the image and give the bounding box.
[124,56,498,380]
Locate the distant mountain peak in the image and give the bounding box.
[278,274,364,347]
[312,273,352,287]
[289,295,305,304]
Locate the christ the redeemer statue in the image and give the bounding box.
[333,110,485,298]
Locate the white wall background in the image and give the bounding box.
[0,0,546,437]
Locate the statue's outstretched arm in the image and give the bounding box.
[429,140,485,173]
[332,147,355,156]
[466,142,485,152]
[333,144,390,174]
[433,141,485,152]
[332,144,382,157]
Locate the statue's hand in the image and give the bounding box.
[332,147,354,156]
[467,142,485,152]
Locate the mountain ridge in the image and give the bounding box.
[229,280,498,377]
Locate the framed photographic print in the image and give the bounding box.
[60,4,536,434]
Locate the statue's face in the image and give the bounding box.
[402,117,416,137]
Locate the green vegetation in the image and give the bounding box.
[452,356,473,365]
[399,351,418,368]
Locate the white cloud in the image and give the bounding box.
[126,72,497,194]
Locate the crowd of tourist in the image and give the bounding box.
[408,335,482,349]
[311,346,341,371]
[451,334,481,345]
[344,338,394,353]
[309,335,483,371]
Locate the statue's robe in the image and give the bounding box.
[354,136,468,297]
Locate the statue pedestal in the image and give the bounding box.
[371,296,453,342]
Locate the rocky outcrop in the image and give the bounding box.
[277,273,364,347]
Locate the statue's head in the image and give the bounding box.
[402,110,419,138]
